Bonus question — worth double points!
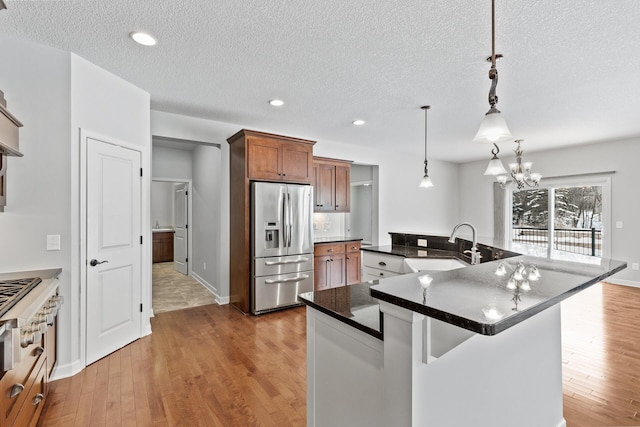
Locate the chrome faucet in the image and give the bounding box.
[448,222,482,265]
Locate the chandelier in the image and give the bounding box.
[472,0,513,144]
[485,139,541,189]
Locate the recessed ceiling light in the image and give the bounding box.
[352,119,365,126]
[269,99,284,106]
[130,32,157,46]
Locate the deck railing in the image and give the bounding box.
[512,226,602,257]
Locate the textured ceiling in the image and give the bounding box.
[1,0,639,162]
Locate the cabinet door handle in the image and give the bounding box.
[346,257,350,261]
[378,261,387,266]
[379,272,384,276]
[327,248,333,252]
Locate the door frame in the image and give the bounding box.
[79,129,151,368]
[152,178,193,277]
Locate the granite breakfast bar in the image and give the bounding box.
[299,235,626,427]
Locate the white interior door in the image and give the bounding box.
[86,137,141,365]
[173,183,188,274]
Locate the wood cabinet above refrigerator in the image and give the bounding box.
[231,130,314,183]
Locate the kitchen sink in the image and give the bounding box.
[403,258,468,273]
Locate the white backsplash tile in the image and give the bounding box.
[313,213,347,238]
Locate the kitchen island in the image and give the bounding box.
[299,236,626,427]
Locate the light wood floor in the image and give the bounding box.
[38,282,640,426]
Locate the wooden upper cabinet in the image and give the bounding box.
[312,157,351,213]
[245,133,314,183]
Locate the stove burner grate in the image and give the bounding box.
[0,277,42,318]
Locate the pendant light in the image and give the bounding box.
[473,0,513,144]
[419,105,434,188]
[484,143,508,175]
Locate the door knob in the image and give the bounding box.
[89,259,108,267]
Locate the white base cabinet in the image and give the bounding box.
[306,303,567,427]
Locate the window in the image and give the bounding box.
[498,173,612,262]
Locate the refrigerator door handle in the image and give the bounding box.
[265,274,310,284]
[287,192,293,248]
[282,191,289,248]
[264,257,310,266]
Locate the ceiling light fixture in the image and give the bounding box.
[473,0,513,144]
[130,32,157,46]
[352,119,365,126]
[269,99,284,106]
[491,140,542,189]
[419,105,434,188]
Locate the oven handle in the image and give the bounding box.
[265,274,310,284]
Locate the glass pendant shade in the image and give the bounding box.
[484,157,508,176]
[419,174,434,188]
[473,111,513,144]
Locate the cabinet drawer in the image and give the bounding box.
[345,241,361,253]
[362,252,406,273]
[13,362,46,427]
[363,266,400,281]
[314,243,345,256]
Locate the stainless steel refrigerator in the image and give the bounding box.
[251,181,314,314]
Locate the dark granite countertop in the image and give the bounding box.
[314,236,363,244]
[370,255,626,335]
[301,232,626,338]
[362,245,462,260]
[298,282,383,339]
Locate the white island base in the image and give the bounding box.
[306,301,566,427]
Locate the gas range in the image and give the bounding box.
[0,269,62,371]
[0,277,42,318]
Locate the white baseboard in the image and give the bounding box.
[607,278,640,288]
[191,272,229,305]
[51,359,84,381]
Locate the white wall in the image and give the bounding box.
[0,35,72,366]
[459,138,640,285]
[152,146,193,179]
[191,144,222,296]
[151,181,174,227]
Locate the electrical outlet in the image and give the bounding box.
[616,221,623,229]
[417,239,428,247]
[46,234,61,251]
[632,263,639,271]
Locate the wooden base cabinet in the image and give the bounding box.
[314,241,361,290]
[228,129,316,313]
[152,231,174,263]
[312,157,351,213]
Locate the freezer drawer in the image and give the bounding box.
[254,254,314,277]
[252,271,314,314]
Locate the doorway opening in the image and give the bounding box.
[151,136,222,313]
